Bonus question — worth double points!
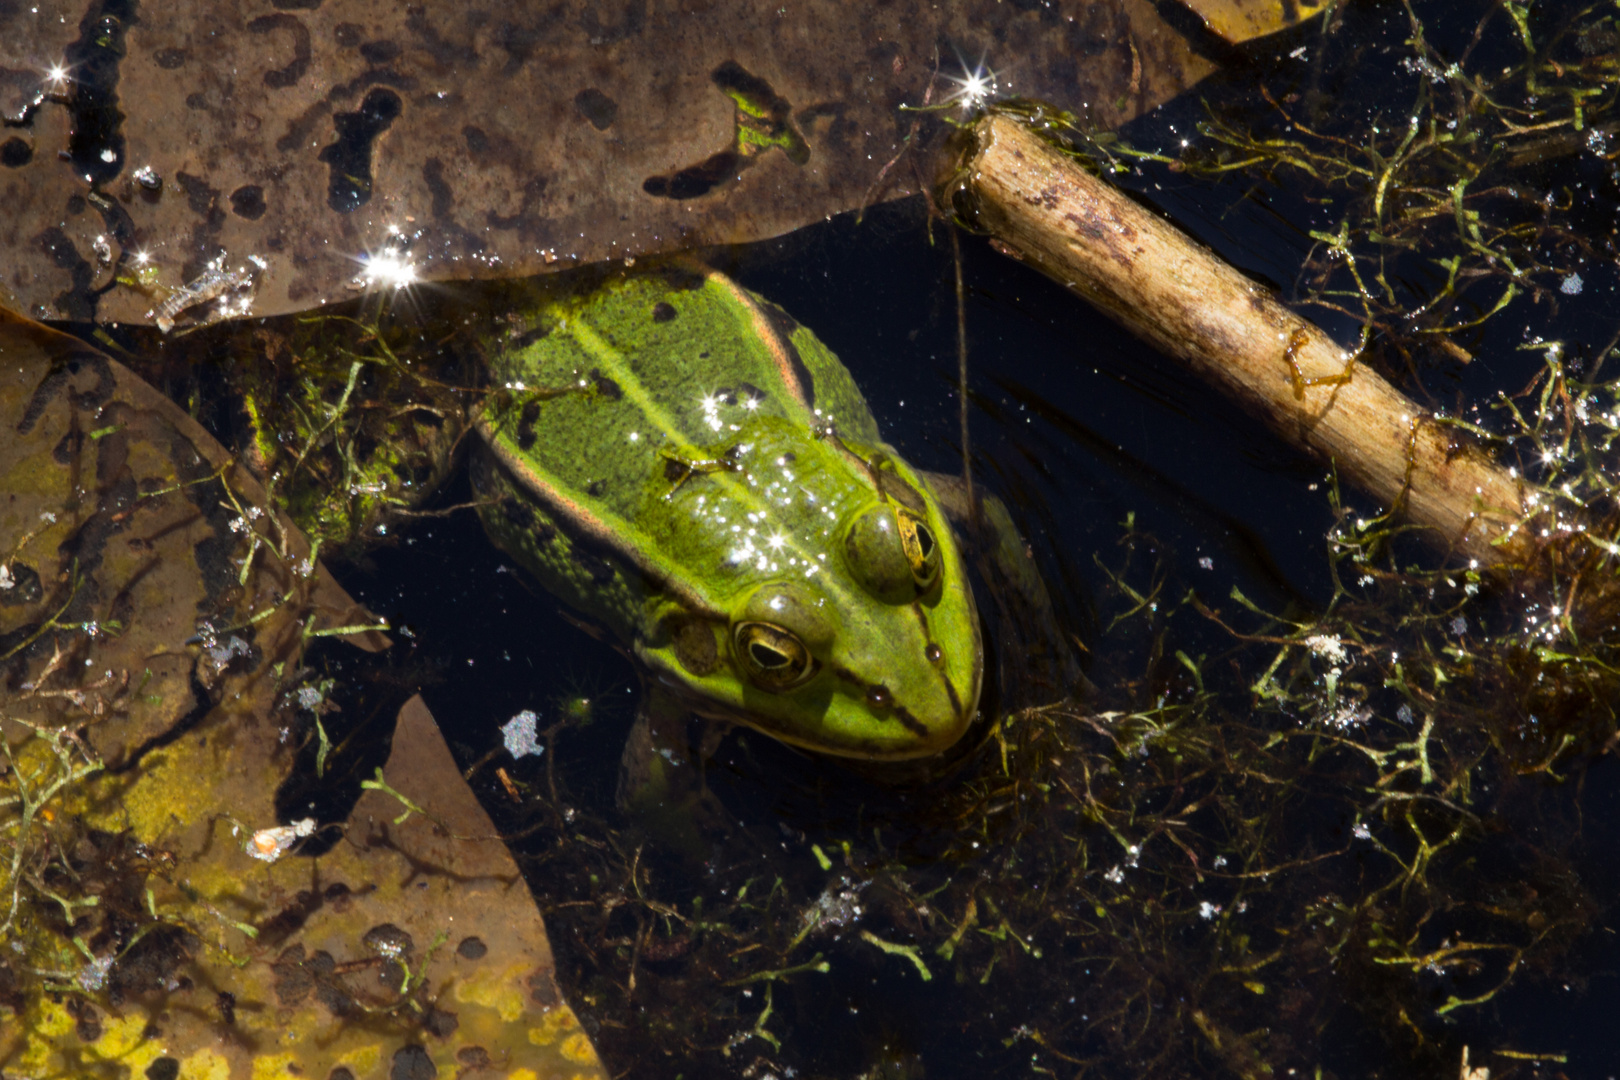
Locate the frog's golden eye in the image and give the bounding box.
[734,622,815,690]
[845,506,942,602]
[896,510,940,591]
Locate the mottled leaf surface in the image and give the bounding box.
[0,315,602,1080]
[0,0,1214,324]
[1176,0,1330,44]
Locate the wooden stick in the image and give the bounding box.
[949,115,1527,567]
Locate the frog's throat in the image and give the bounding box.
[474,414,723,620]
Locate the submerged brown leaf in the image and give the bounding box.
[0,0,1214,325]
[1175,0,1332,45]
[0,315,601,1079]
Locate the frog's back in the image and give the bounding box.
[474,263,886,635]
[491,267,877,496]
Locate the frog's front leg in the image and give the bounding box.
[921,471,1094,709]
[617,683,731,860]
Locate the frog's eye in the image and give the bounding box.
[734,622,815,690]
[845,506,942,602]
[896,510,940,591]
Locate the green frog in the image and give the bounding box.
[470,262,1073,819]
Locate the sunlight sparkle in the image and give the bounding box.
[943,52,999,114]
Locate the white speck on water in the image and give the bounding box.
[501,709,544,759]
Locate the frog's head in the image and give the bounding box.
[646,486,983,760]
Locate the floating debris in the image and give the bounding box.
[246,817,316,863]
[501,709,544,759]
[150,254,267,333]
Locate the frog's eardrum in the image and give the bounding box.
[0,0,1214,325]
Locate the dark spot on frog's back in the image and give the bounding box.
[590,370,622,400]
[513,325,549,349]
[501,497,555,542]
[1,138,32,167]
[145,1059,180,1080]
[757,300,816,407]
[573,547,616,586]
[516,400,540,450]
[651,301,677,323]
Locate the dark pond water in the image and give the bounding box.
[259,1,1620,1077]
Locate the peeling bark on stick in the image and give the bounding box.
[950,115,1527,568]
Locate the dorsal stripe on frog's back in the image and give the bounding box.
[564,317,696,447]
[701,271,885,500]
[560,314,870,617]
[476,413,723,620]
[705,271,818,423]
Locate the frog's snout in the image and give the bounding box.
[847,638,981,759]
[916,661,981,756]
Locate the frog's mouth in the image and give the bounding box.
[649,656,980,760]
[675,644,981,761]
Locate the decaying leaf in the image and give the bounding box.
[1175,0,1332,45]
[0,0,1215,325]
[0,314,603,1079]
